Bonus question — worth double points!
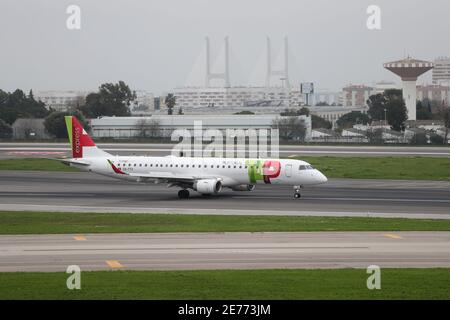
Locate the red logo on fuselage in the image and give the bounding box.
[262,160,281,184]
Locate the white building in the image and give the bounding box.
[130,90,155,114]
[433,57,450,85]
[308,105,368,126]
[90,114,312,141]
[173,86,303,110]
[341,85,375,107]
[312,90,341,106]
[35,90,90,112]
[374,81,399,94]
[417,84,450,104]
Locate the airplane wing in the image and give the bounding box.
[128,172,196,181]
[48,158,91,166]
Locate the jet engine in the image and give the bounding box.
[194,179,222,195]
[230,184,256,192]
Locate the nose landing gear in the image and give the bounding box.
[293,185,302,199]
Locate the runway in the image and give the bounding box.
[0,231,449,272]
[1,142,450,159]
[1,171,450,219]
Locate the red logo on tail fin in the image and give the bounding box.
[71,117,95,158]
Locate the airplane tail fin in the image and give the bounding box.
[65,116,110,158]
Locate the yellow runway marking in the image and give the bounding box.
[73,235,87,241]
[106,260,124,269]
[383,233,403,239]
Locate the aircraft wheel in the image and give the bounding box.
[294,192,301,199]
[178,189,190,199]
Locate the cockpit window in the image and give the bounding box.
[299,165,314,170]
[299,165,306,170]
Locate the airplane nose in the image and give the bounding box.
[315,170,328,183]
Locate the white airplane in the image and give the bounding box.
[60,116,327,199]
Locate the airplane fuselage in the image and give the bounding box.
[71,156,327,188]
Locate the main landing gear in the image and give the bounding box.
[178,189,190,199]
[293,185,302,199]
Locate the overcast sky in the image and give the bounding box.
[0,0,448,94]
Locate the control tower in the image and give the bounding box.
[383,57,433,120]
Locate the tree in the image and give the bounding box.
[0,108,21,125]
[438,104,450,144]
[0,88,49,124]
[410,132,427,145]
[311,114,332,129]
[298,107,310,116]
[367,89,407,131]
[336,111,370,129]
[367,93,386,120]
[178,107,184,115]
[0,89,8,105]
[272,117,307,141]
[280,107,310,117]
[136,118,161,138]
[233,110,254,115]
[416,100,432,120]
[44,110,89,138]
[366,128,383,144]
[79,81,135,117]
[0,119,12,138]
[164,93,176,115]
[430,133,444,145]
[422,98,440,115]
